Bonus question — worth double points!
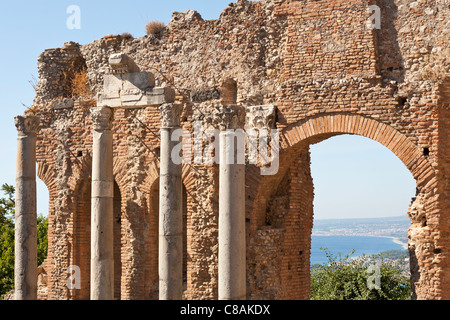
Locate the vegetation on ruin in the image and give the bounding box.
[58,59,93,101]
[0,184,48,299]
[145,21,166,38]
[69,68,94,100]
[310,248,411,300]
[121,32,134,41]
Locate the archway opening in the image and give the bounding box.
[249,127,421,300]
[309,134,416,299]
[36,177,50,264]
[37,177,49,218]
[311,135,416,221]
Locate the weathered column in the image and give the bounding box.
[90,106,114,300]
[215,105,246,300]
[159,103,183,300]
[14,115,40,300]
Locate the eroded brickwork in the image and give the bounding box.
[27,0,449,300]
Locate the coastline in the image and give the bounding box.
[310,235,409,265]
[389,237,408,250]
[375,235,408,250]
[311,234,409,250]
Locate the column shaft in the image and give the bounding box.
[159,127,183,300]
[90,107,114,300]
[212,104,246,300]
[218,131,246,300]
[14,115,39,300]
[158,103,183,300]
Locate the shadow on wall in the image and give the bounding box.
[376,0,405,83]
[409,247,420,300]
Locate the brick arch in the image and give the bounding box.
[68,153,93,194]
[143,159,160,194]
[281,113,437,191]
[36,160,57,198]
[247,112,441,300]
[246,112,431,232]
[112,157,133,199]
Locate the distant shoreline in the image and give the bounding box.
[387,236,408,250]
[370,235,408,250]
[312,234,409,250]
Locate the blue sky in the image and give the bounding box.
[310,135,416,220]
[0,1,416,219]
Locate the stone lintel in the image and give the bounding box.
[98,52,176,109]
[97,86,175,109]
[103,72,156,92]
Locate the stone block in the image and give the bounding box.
[103,75,123,92]
[50,99,74,110]
[103,72,156,92]
[98,70,170,108]
[97,86,175,108]
[123,72,156,90]
[191,88,221,102]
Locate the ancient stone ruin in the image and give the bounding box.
[13,0,449,300]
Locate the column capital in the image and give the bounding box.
[213,104,245,131]
[14,115,40,135]
[159,103,183,128]
[91,107,113,131]
[245,105,276,130]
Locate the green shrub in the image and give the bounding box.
[310,248,411,300]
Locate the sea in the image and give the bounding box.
[310,235,406,266]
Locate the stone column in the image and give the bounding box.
[159,103,183,300]
[14,115,39,300]
[90,106,114,300]
[215,105,246,300]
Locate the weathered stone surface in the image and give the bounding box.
[91,106,113,131]
[218,132,246,300]
[14,115,40,135]
[97,78,174,108]
[159,103,183,128]
[50,99,75,110]
[212,105,246,131]
[103,72,156,92]
[159,101,183,300]
[245,105,276,130]
[191,88,221,102]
